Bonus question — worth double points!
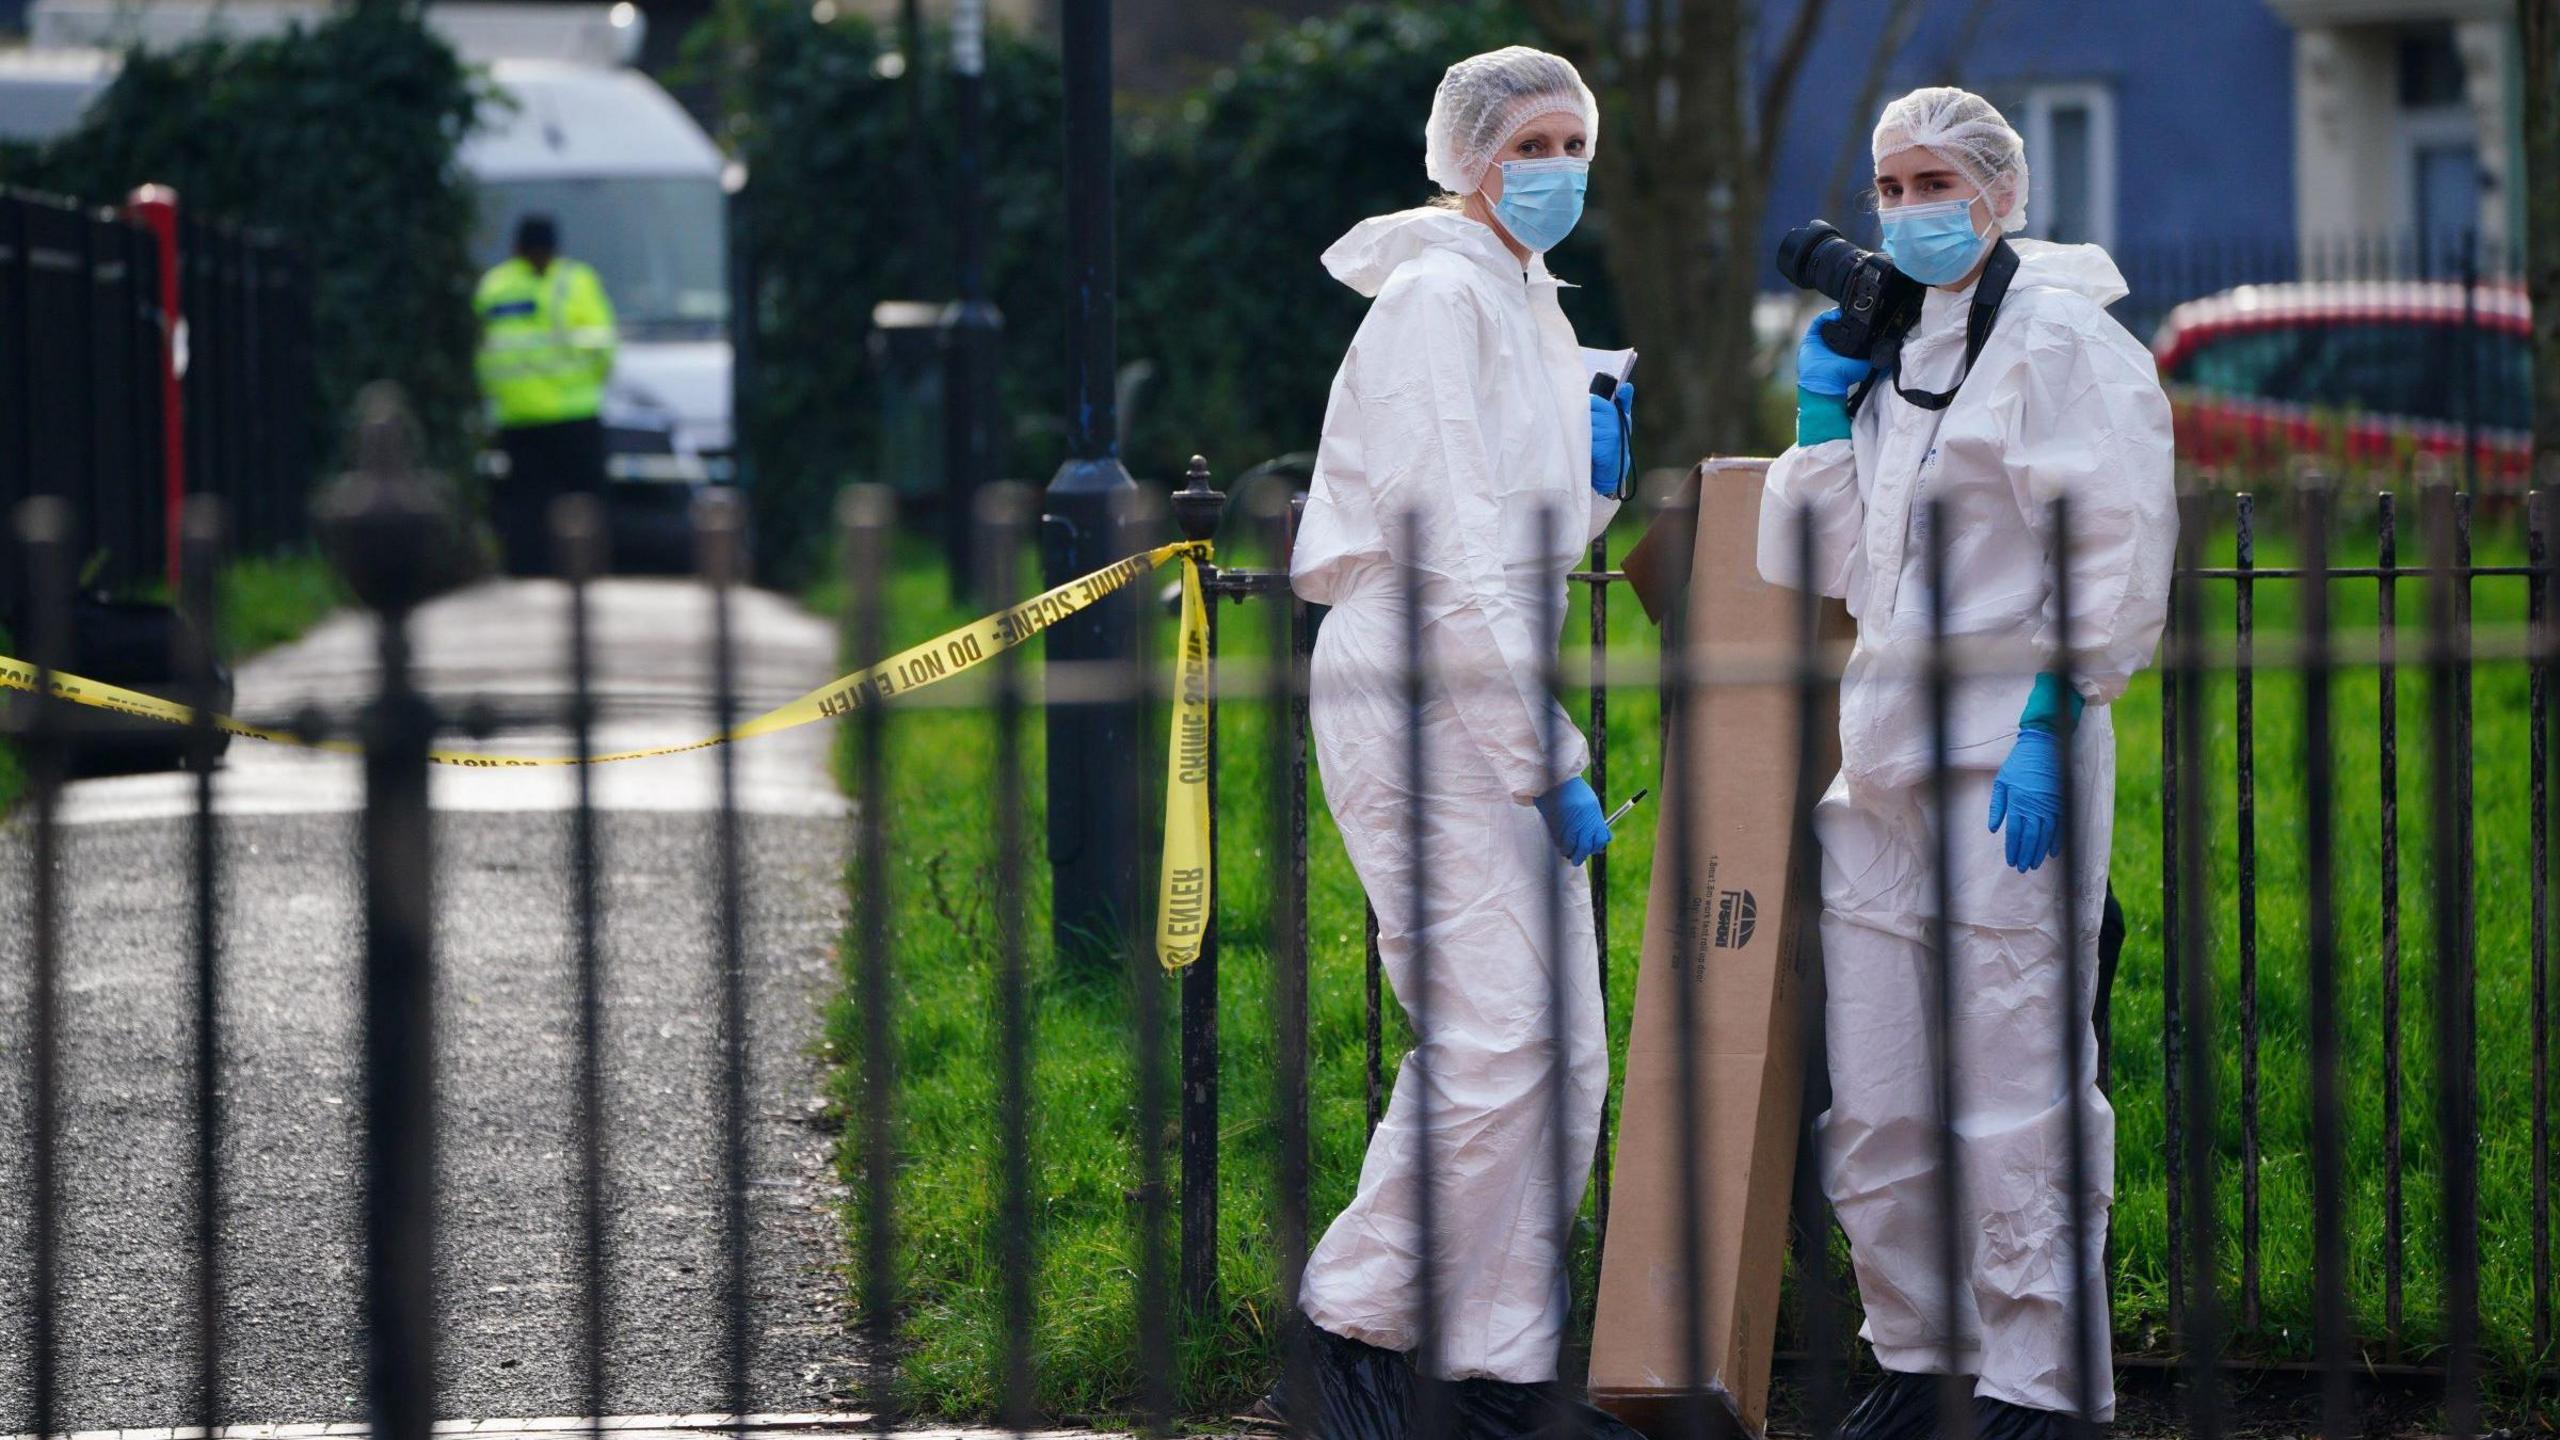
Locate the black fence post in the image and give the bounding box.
[1584,526,1614,1260]
[1172,457,1224,1317]
[1789,500,1847,1437]
[181,497,228,1433]
[1124,484,1176,1430]
[2171,491,2224,1440]
[841,485,907,1434]
[977,480,1038,1431]
[698,490,755,1433]
[1395,509,1454,1439]
[2235,491,2262,1333]
[1253,477,1316,1429]
[315,387,469,1440]
[15,495,73,1440]
[2427,482,2481,1438]
[2298,478,2351,1440]
[2379,488,2407,1356]
[2534,487,2557,1373]
[553,491,611,1434]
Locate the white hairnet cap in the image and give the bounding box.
[1424,46,1597,197]
[1873,86,2031,233]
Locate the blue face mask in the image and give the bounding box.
[1490,157,1589,253]
[1881,197,1990,285]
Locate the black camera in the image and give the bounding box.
[1775,220,1925,365]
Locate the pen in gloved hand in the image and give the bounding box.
[1604,788,1648,829]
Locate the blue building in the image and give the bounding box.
[1755,0,2299,297]
[1752,0,2526,330]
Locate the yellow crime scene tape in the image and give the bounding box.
[0,539,1220,971]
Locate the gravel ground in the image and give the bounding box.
[1,784,862,1425]
[1,575,866,1427]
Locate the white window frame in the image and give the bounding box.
[2016,82,2118,250]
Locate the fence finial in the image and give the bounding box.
[1173,455,1224,548]
[315,382,470,616]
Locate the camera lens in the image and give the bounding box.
[1775,221,1867,306]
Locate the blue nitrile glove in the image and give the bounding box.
[1988,675,2086,875]
[1988,729,2064,874]
[1796,309,1875,397]
[1589,380,1636,498]
[1795,309,1873,448]
[1535,776,1614,867]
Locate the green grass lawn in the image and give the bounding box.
[826,494,2557,1426]
[0,552,348,814]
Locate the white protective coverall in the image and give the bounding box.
[1291,206,1618,1382]
[1757,239,2176,1418]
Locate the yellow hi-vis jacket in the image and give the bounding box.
[474,256,618,429]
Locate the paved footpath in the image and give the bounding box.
[1,579,868,1428]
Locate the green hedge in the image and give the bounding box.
[691,0,1068,579]
[698,0,1624,581]
[1118,1,1623,477]
[3,6,483,475]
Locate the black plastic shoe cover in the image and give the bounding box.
[1257,1327,1647,1439]
[1258,1323,1415,1440]
[1835,1370,1971,1440]
[1969,1395,2079,1440]
[1446,1376,1648,1438]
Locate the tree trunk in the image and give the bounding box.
[1599,139,1766,470]
[2524,0,2560,491]
[1556,0,1768,471]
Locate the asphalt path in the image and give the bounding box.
[1,578,863,1427]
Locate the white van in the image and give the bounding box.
[16,0,737,491]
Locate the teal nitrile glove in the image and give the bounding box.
[1797,389,1853,447]
[1534,776,1613,867]
[2019,672,2088,733]
[1589,381,1636,497]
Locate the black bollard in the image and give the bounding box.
[1042,0,1143,973]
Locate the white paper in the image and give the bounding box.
[1580,346,1638,386]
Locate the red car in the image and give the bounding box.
[2150,280,2534,482]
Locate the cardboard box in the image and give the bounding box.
[1588,459,1847,1439]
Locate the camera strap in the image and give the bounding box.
[1848,236,2019,418]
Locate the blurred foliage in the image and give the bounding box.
[0,6,484,476]
[694,0,1625,582]
[686,0,1067,580]
[1117,0,1625,475]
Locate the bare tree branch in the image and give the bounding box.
[1818,0,1924,219]
[1647,0,1672,133]
[1942,0,1999,88]
[1755,0,1833,178]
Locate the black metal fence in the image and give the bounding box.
[178,213,318,565]
[1,190,167,599]
[0,187,314,622]
[7,442,2557,1437]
